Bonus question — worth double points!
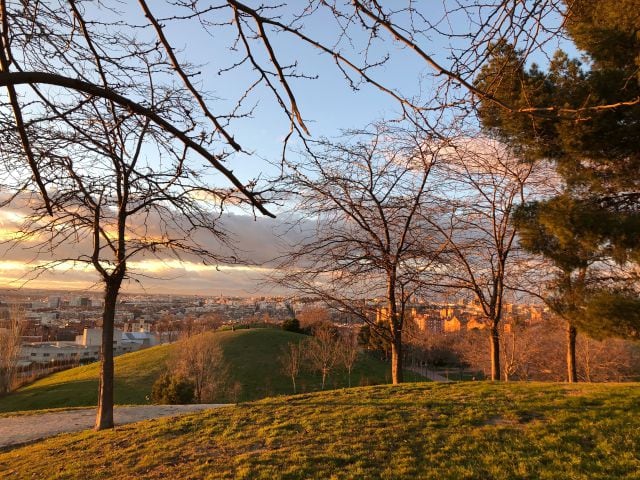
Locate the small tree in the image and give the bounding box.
[282,318,302,334]
[0,303,23,394]
[172,333,229,403]
[279,341,303,394]
[151,373,195,405]
[304,324,340,390]
[339,329,360,388]
[357,323,391,361]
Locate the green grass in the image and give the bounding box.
[1,382,638,479]
[213,328,424,402]
[0,328,423,412]
[0,344,171,413]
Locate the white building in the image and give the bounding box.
[20,341,100,364]
[75,327,120,347]
[121,332,159,348]
[19,327,151,365]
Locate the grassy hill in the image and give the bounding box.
[212,328,424,402]
[0,328,423,413]
[1,382,639,479]
[0,344,172,413]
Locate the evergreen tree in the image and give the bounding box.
[514,196,607,382]
[475,0,640,372]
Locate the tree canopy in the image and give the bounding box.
[476,0,640,345]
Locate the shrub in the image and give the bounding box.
[282,317,302,333]
[151,373,195,404]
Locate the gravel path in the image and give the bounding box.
[0,404,229,449]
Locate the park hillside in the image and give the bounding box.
[1,382,639,479]
[1,326,638,478]
[0,1,640,479]
[0,328,425,414]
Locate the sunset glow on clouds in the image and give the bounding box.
[0,207,295,295]
[0,258,280,295]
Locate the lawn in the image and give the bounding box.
[0,328,424,412]
[1,382,638,479]
[0,344,171,413]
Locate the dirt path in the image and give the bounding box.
[0,404,229,449]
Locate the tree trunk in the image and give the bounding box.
[566,323,578,383]
[95,280,119,430]
[391,336,403,384]
[386,277,403,385]
[490,324,500,381]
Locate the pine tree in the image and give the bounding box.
[475,0,640,378]
[514,196,607,382]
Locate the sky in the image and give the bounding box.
[0,1,575,296]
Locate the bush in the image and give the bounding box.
[151,373,195,404]
[282,317,302,333]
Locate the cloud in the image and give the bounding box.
[0,192,308,294]
[0,257,290,295]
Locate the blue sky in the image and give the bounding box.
[137,1,573,183]
[0,1,578,295]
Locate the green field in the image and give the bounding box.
[0,328,423,412]
[1,382,639,479]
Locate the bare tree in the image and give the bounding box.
[279,341,303,394]
[500,320,554,382]
[339,329,360,388]
[172,332,229,403]
[304,324,340,390]
[577,335,640,383]
[297,307,332,332]
[427,135,554,380]
[276,124,449,384]
[6,86,243,429]
[0,302,23,394]
[445,317,640,383]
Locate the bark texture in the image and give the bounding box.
[566,323,578,383]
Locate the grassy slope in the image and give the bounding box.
[0,328,423,412]
[0,344,172,413]
[1,382,639,479]
[215,328,424,402]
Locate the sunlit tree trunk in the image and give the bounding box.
[388,279,404,385]
[566,323,578,383]
[490,323,501,381]
[95,279,121,430]
[390,334,403,384]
